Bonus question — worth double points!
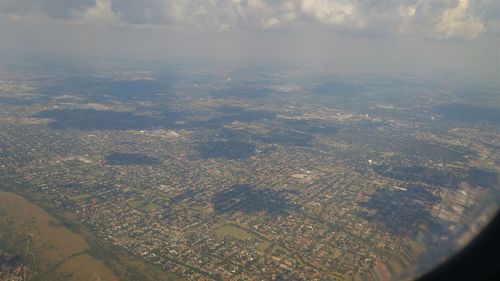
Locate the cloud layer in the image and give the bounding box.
[0,0,498,82]
[1,0,498,40]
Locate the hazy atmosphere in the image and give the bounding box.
[1,0,499,80]
[0,1,499,281]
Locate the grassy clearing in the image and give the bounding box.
[216,224,274,253]
[71,193,91,201]
[127,199,160,213]
[256,241,272,252]
[348,185,363,192]
[216,225,255,240]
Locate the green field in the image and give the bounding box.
[216,225,255,240]
[216,224,273,252]
[256,241,272,252]
[348,185,363,192]
[127,199,161,213]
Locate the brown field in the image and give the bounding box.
[0,191,119,281]
[56,254,118,281]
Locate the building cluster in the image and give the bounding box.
[0,76,497,280]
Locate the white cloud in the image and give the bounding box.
[248,0,267,10]
[435,0,484,40]
[80,0,119,25]
[263,17,280,29]
[398,4,416,19]
[300,0,360,26]
[398,4,417,34]
[0,0,496,40]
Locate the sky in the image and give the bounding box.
[0,0,499,81]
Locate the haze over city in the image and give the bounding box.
[0,1,499,281]
[1,0,499,80]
